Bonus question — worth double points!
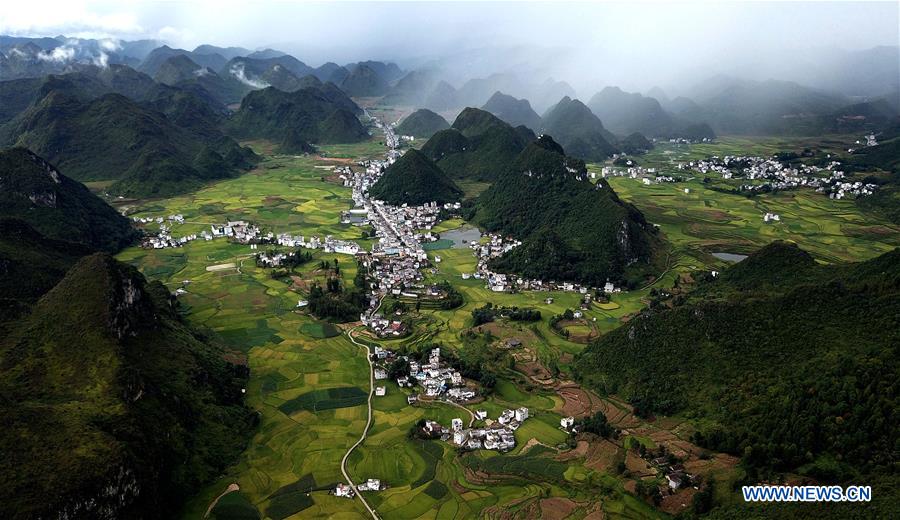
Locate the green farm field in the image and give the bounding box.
[117,131,896,519]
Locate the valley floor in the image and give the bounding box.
[115,132,898,519]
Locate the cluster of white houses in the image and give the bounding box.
[467,233,620,295]
[677,155,877,198]
[138,217,264,249]
[372,347,478,403]
[423,406,531,452]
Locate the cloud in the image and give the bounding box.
[37,46,76,63]
[229,62,269,89]
[92,51,109,68]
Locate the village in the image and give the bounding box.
[676,154,877,198]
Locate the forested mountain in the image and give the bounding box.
[420,107,533,182]
[222,55,316,86]
[0,148,137,251]
[193,44,252,61]
[473,135,658,286]
[481,91,542,131]
[1,82,258,197]
[540,96,618,161]
[368,149,462,205]
[395,108,450,138]
[574,242,898,486]
[227,85,367,152]
[0,253,255,520]
[339,63,389,97]
[139,45,227,76]
[587,86,676,137]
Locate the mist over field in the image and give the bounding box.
[2,0,898,97]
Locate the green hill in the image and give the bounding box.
[574,242,899,484]
[540,96,618,161]
[0,218,92,320]
[619,132,653,154]
[481,91,542,131]
[0,147,137,251]
[227,86,367,152]
[0,253,255,519]
[2,85,257,198]
[473,135,658,286]
[395,108,449,138]
[421,107,532,182]
[368,149,462,205]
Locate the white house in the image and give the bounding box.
[515,407,529,422]
[374,368,387,380]
[375,386,386,396]
[451,418,463,432]
[475,410,488,421]
[560,416,575,430]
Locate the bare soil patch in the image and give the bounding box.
[540,497,578,520]
[660,487,697,515]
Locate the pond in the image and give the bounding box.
[440,226,482,249]
[711,252,748,262]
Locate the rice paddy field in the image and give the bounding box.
[116,132,897,520]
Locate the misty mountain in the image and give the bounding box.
[193,44,252,61]
[339,63,389,97]
[423,80,460,112]
[222,55,316,86]
[349,60,404,83]
[139,45,227,76]
[587,86,676,137]
[148,55,249,106]
[455,73,520,108]
[248,48,287,60]
[395,109,450,138]
[540,96,617,161]
[481,91,542,131]
[687,76,850,135]
[315,62,346,82]
[380,69,439,106]
[529,78,577,113]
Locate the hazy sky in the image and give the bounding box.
[2,1,898,91]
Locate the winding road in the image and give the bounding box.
[340,327,379,520]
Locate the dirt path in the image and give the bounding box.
[342,327,379,520]
[204,482,240,518]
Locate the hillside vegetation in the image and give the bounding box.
[227,86,367,153]
[368,149,462,205]
[575,242,899,486]
[395,108,449,138]
[0,148,137,251]
[2,85,257,197]
[421,108,532,182]
[473,135,659,286]
[540,96,618,161]
[0,254,255,519]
